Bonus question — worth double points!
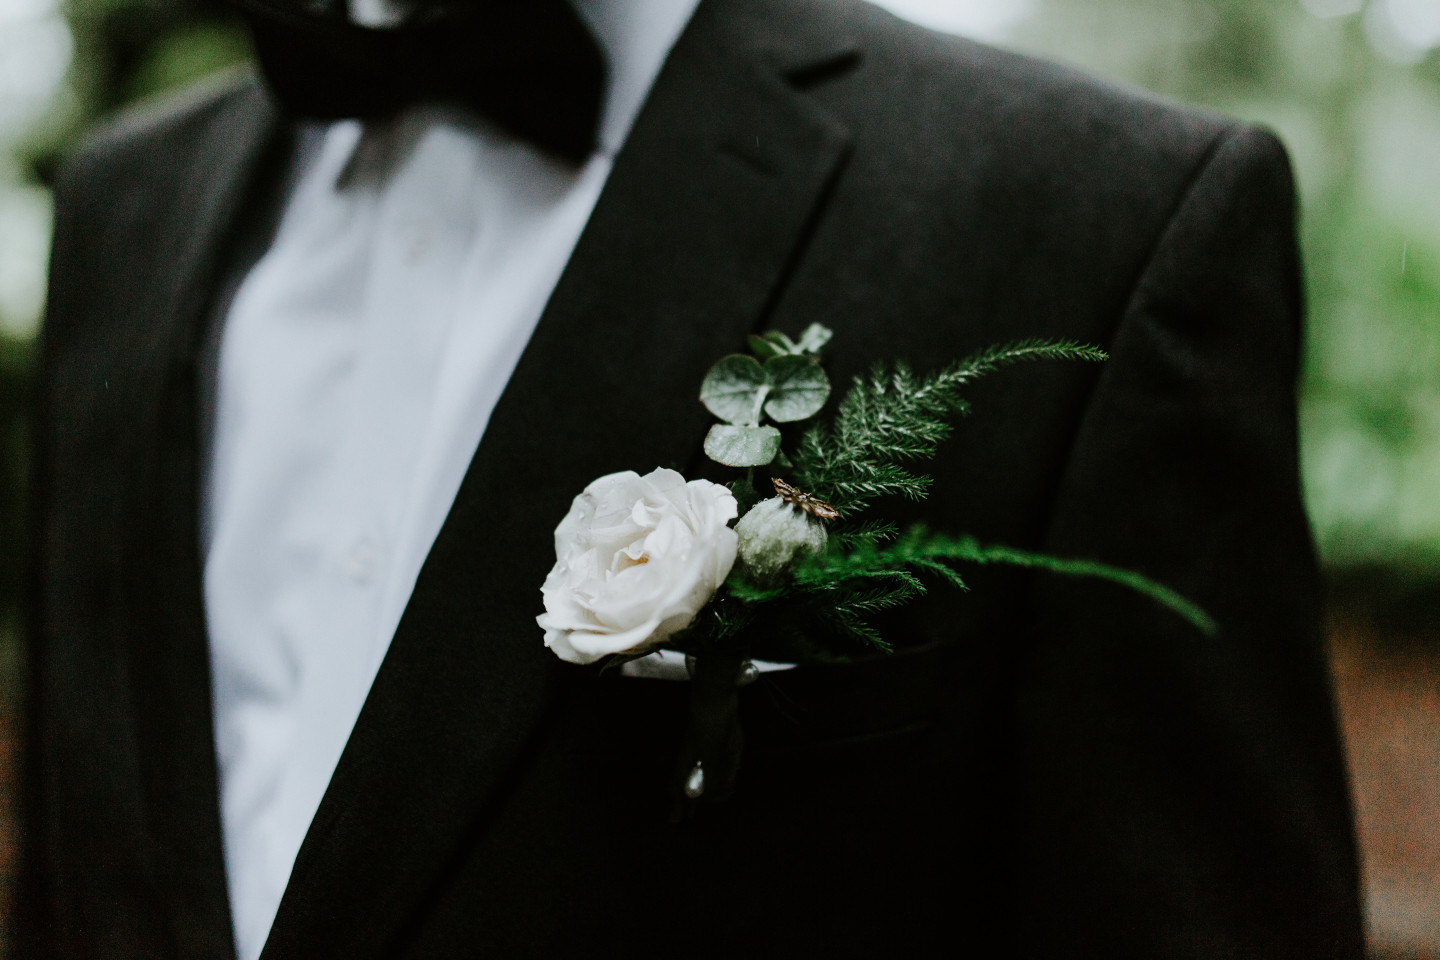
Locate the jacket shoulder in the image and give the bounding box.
[781,0,1246,191]
[55,66,268,203]
[43,66,276,362]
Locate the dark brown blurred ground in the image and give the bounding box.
[0,588,1435,956]
[0,695,14,960]
[1331,578,1440,960]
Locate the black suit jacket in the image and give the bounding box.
[24,0,1365,956]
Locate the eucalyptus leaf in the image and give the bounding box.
[747,334,787,360]
[761,330,801,353]
[763,355,830,422]
[794,323,834,356]
[704,424,781,467]
[700,354,768,424]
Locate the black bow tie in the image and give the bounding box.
[234,0,607,163]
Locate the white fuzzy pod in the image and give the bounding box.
[735,497,828,579]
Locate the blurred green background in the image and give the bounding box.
[0,0,1437,954]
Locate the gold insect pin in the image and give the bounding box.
[771,478,840,521]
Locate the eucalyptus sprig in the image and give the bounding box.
[698,322,833,468]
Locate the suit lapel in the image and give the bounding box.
[119,77,283,960]
[260,2,854,956]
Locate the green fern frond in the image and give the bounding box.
[819,606,892,653]
[835,580,928,614]
[832,520,900,550]
[868,528,1215,636]
[789,339,1105,515]
[938,338,1107,386]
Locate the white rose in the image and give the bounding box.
[537,468,739,665]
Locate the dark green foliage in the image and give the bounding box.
[692,336,1206,660]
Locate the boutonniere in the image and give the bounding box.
[536,326,1213,816]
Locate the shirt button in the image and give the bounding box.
[344,538,384,585]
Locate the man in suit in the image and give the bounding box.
[23,0,1366,956]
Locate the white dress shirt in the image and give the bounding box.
[202,3,699,957]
